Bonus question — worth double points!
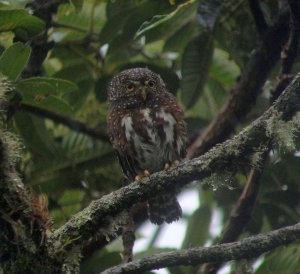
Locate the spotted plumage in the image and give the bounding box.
[107,67,187,224]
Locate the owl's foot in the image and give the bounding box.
[135,170,150,181]
[164,160,179,171]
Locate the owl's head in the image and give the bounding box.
[107,68,167,105]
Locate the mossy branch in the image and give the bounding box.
[101,222,300,274]
[48,73,300,254]
[0,76,62,273]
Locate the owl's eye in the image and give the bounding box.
[126,84,135,92]
[148,80,155,88]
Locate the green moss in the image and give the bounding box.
[266,111,300,153]
[202,170,234,191]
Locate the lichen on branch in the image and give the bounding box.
[48,73,300,254]
[101,222,300,274]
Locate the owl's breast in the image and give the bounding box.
[121,107,180,173]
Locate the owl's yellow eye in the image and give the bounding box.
[126,84,135,92]
[148,80,155,88]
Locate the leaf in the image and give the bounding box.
[14,112,60,162]
[99,9,132,44]
[197,0,223,30]
[58,189,85,217]
[95,76,110,102]
[255,244,300,274]
[135,0,197,42]
[103,1,171,50]
[163,22,200,52]
[181,31,214,109]
[213,1,257,66]
[69,0,83,11]
[53,63,94,108]
[0,42,31,80]
[17,77,78,97]
[181,205,212,248]
[209,48,240,89]
[22,95,73,114]
[0,9,45,40]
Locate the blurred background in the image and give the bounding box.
[1,0,300,273]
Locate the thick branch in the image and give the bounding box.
[187,11,289,158]
[22,0,67,77]
[19,103,109,142]
[48,74,300,254]
[101,222,300,274]
[281,0,300,74]
[248,0,268,36]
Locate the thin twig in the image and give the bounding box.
[19,103,109,142]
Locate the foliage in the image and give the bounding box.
[0,0,299,273]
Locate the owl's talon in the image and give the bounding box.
[164,160,179,171]
[135,170,150,181]
[143,169,150,177]
[164,163,170,170]
[172,160,179,166]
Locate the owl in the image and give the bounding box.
[107,67,187,225]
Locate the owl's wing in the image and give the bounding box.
[115,150,137,183]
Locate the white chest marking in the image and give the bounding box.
[156,110,176,144]
[121,115,134,141]
[121,109,179,172]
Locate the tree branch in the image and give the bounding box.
[187,10,290,158]
[248,0,268,36]
[101,222,300,274]
[282,0,300,74]
[48,73,300,255]
[19,103,109,142]
[22,0,67,77]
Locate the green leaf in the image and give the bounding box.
[99,9,132,44]
[14,112,60,162]
[135,0,197,42]
[163,22,200,52]
[104,1,173,52]
[198,0,223,30]
[95,76,110,102]
[255,244,300,274]
[22,95,73,114]
[181,31,214,109]
[69,0,83,11]
[181,205,212,248]
[0,9,45,40]
[58,189,85,217]
[17,77,78,97]
[209,48,240,89]
[53,63,94,108]
[0,42,31,80]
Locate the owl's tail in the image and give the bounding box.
[147,194,182,225]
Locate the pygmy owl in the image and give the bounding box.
[107,67,187,225]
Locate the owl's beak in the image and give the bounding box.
[140,88,147,101]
